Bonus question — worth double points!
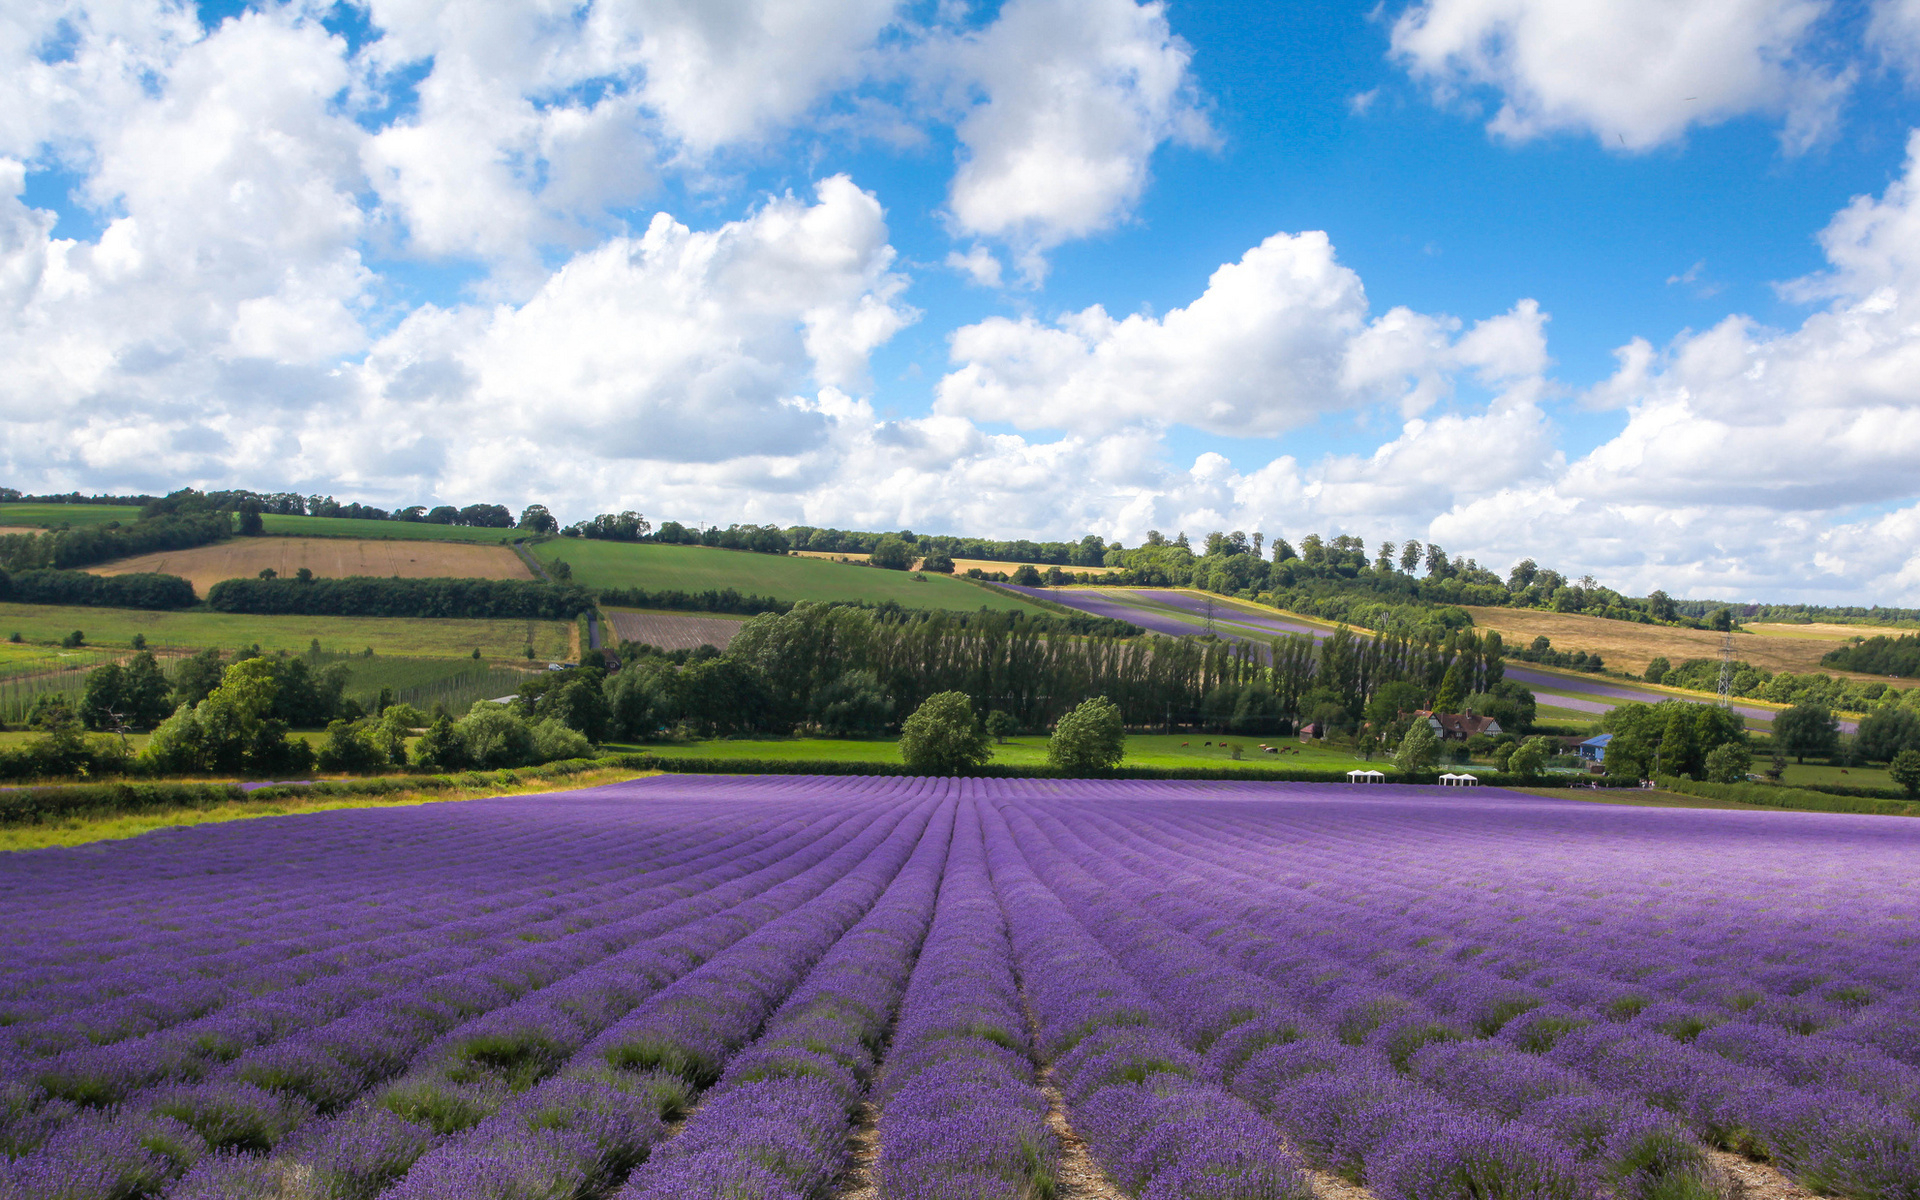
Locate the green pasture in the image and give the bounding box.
[0,602,572,660]
[0,504,145,528]
[0,641,118,682]
[258,514,528,543]
[535,540,1048,613]
[620,732,1383,773]
[1772,760,1898,789]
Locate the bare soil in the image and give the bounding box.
[1710,1149,1822,1200]
[835,1098,880,1200]
[603,609,746,652]
[88,537,533,596]
[1036,1069,1132,1200]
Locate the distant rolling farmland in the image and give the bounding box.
[604,608,747,651]
[258,514,531,542]
[87,536,534,597]
[0,601,572,659]
[535,540,1048,613]
[793,550,1118,576]
[0,503,144,528]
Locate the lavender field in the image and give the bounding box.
[3,779,1918,1200]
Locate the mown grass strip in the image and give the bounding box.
[0,763,657,851]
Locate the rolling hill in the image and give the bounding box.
[532,539,1049,613]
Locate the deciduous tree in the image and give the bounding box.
[900,691,990,775]
[1048,697,1125,774]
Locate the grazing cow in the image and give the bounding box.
[1204,740,1213,746]
[1181,742,1189,747]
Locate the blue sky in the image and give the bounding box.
[4,0,1920,602]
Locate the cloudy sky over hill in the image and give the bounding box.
[4,0,1920,603]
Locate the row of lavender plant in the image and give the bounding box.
[1029,793,1731,1199]
[338,791,945,1200]
[10,800,859,1127]
[4,808,781,1061]
[974,792,1314,1200]
[620,794,958,1199]
[168,791,933,1198]
[7,795,904,1198]
[1128,785,1917,1049]
[869,790,1059,1200]
[1083,789,1920,1191]
[989,791,1600,1198]
[1022,785,1918,1197]
[0,796,753,1019]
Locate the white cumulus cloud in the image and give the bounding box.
[1390,0,1850,151]
[937,0,1212,281]
[935,229,1548,437]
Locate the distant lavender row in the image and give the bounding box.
[7,776,1919,1200]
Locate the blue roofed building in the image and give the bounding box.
[1578,734,1612,763]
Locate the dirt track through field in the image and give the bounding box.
[603,609,745,651]
[87,537,534,596]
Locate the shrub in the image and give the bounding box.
[1394,720,1439,774]
[1890,749,1920,800]
[1704,741,1752,784]
[898,691,992,775]
[1048,697,1126,774]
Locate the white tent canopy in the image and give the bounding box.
[1438,773,1480,786]
[1347,769,1386,783]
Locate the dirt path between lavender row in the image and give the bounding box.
[835,1098,880,1200]
[1712,1149,1821,1200]
[1036,1067,1133,1200]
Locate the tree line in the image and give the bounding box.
[0,569,197,609]
[141,487,524,529]
[206,576,595,619]
[0,512,232,572]
[1822,633,1920,677]
[1647,654,1920,715]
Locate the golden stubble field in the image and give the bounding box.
[793,551,1118,575]
[89,537,536,597]
[1462,606,1916,686]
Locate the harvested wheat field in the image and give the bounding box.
[0,527,42,536]
[604,607,746,651]
[793,550,1117,575]
[1464,605,1917,685]
[89,536,535,596]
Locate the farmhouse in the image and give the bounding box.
[1422,710,1502,741]
[1579,733,1612,764]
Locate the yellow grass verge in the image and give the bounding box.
[0,526,42,536]
[1461,606,1916,687]
[792,551,1118,576]
[1745,621,1916,640]
[88,537,535,596]
[0,767,659,853]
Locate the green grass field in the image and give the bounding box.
[619,732,1386,772]
[536,540,1048,613]
[258,515,531,543]
[0,641,119,681]
[1773,760,1898,789]
[0,503,145,528]
[0,602,572,659]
